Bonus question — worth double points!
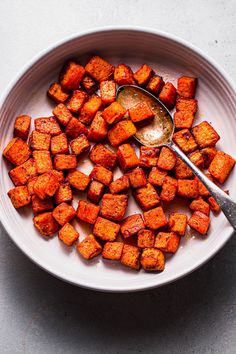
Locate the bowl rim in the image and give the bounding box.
[0,26,235,293]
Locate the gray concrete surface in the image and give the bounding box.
[1,0,236,353]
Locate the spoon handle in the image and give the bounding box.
[170,141,236,230]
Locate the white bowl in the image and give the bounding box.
[0,27,235,292]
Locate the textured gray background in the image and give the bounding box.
[1,1,236,353]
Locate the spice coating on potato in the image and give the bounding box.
[60,61,85,91]
[77,200,100,224]
[8,186,31,209]
[52,202,76,226]
[14,115,31,141]
[33,212,60,237]
[141,248,165,271]
[154,232,180,254]
[67,170,90,191]
[109,175,130,194]
[93,217,120,241]
[89,165,113,186]
[188,211,210,235]
[89,144,116,170]
[133,183,160,211]
[169,213,187,236]
[121,214,145,238]
[137,229,155,248]
[102,242,124,261]
[59,223,79,246]
[100,194,128,222]
[85,56,114,82]
[208,151,235,184]
[117,143,139,172]
[108,120,137,147]
[143,206,168,230]
[47,82,69,103]
[3,138,31,166]
[121,244,140,270]
[77,234,102,260]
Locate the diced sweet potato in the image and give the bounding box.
[60,61,85,90]
[66,90,88,114]
[33,171,59,199]
[34,117,61,136]
[58,223,79,246]
[121,244,140,270]
[33,150,53,174]
[3,138,31,166]
[27,176,38,195]
[192,121,220,149]
[67,170,90,190]
[29,131,51,151]
[87,112,108,142]
[133,183,160,211]
[51,133,69,155]
[127,168,147,189]
[100,80,116,105]
[87,180,105,203]
[201,147,217,169]
[141,248,165,271]
[146,75,164,96]
[89,165,113,186]
[174,111,195,129]
[140,146,159,168]
[14,115,31,141]
[65,117,88,139]
[81,74,97,94]
[137,229,155,248]
[108,120,137,146]
[159,82,177,109]
[174,157,193,179]
[190,197,210,216]
[160,176,178,202]
[173,129,198,154]
[93,217,120,241]
[177,76,197,99]
[114,64,135,85]
[70,135,90,156]
[188,150,204,169]
[54,182,73,205]
[32,195,54,214]
[109,175,130,194]
[79,95,102,125]
[53,103,73,126]
[102,242,124,261]
[52,202,76,226]
[54,154,77,170]
[169,213,187,236]
[154,232,180,253]
[177,179,199,199]
[77,234,102,259]
[33,212,60,237]
[89,144,116,170]
[176,98,198,114]
[157,147,176,171]
[148,167,168,187]
[188,211,210,235]
[208,151,235,184]
[133,64,153,86]
[51,170,65,183]
[195,173,214,198]
[208,196,220,213]
[77,200,100,224]
[100,194,128,222]
[47,82,69,103]
[9,158,37,186]
[85,56,114,82]
[129,102,154,123]
[102,101,126,125]
[143,206,168,230]
[8,186,31,209]
[117,143,139,172]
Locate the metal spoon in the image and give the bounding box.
[117,85,236,230]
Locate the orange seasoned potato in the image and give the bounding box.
[93,217,120,242]
[77,200,100,224]
[102,242,124,261]
[141,248,165,271]
[77,234,102,260]
[121,214,145,238]
[59,223,79,246]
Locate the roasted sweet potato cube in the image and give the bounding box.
[176,97,198,114]
[208,151,235,184]
[88,112,108,142]
[127,168,147,189]
[3,138,31,166]
[67,90,88,114]
[188,150,204,169]
[134,183,160,211]
[146,75,164,95]
[52,202,76,226]
[54,182,73,204]
[195,173,214,197]
[102,242,124,261]
[137,229,155,248]
[159,82,177,109]
[174,111,195,129]
[117,143,139,172]
[93,217,120,241]
[141,248,165,271]
[157,147,176,170]
[102,101,126,125]
[192,121,220,149]
[208,196,220,213]
[70,135,90,156]
[188,211,210,235]
[29,131,51,151]
[27,176,38,195]
[60,61,85,91]
[169,213,187,236]
[8,186,31,209]
[79,95,102,125]
[160,176,178,202]
[33,150,53,174]
[9,158,37,186]
[121,244,140,270]
[81,74,97,94]
[65,117,88,139]
[89,144,116,170]
[14,115,31,141]
[85,56,114,82]
[177,179,199,199]
[114,64,135,85]
[47,82,69,103]
[51,133,69,155]
[148,167,167,187]
[33,212,60,237]
[51,170,65,183]
[77,200,100,224]
[190,197,210,216]
[173,129,198,154]
[34,117,61,136]
[87,180,105,203]
[77,234,102,259]
[129,102,154,123]
[140,146,159,168]
[67,170,90,190]
[33,172,59,199]
[154,232,180,253]
[32,195,53,214]
[108,120,137,147]
[143,206,168,230]
[100,80,116,105]
[53,103,73,126]
[177,76,197,99]
[89,165,113,186]
[58,223,79,246]
[133,64,153,86]
[109,175,130,194]
[201,147,217,169]
[174,157,193,179]
[100,194,128,222]
[54,154,77,170]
